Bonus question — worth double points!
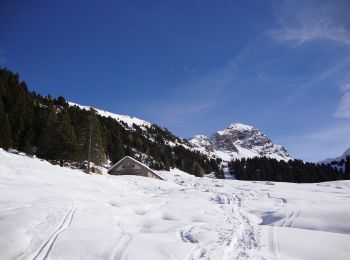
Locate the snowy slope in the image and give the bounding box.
[1,149,349,260]
[68,102,152,129]
[190,123,292,162]
[68,101,187,149]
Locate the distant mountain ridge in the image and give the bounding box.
[321,147,350,165]
[320,147,350,173]
[189,123,292,162]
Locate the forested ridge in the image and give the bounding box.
[0,68,221,176]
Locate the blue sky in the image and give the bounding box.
[1,0,350,161]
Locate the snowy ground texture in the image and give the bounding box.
[1,149,350,260]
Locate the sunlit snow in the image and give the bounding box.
[0,149,349,259]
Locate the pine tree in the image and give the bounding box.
[113,134,125,163]
[8,80,33,152]
[345,156,350,178]
[56,110,78,161]
[0,97,12,149]
[37,107,60,159]
[79,110,106,164]
[193,161,205,177]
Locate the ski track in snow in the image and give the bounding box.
[268,225,280,260]
[31,202,79,260]
[1,150,350,259]
[109,223,133,260]
[280,209,300,228]
[173,179,259,260]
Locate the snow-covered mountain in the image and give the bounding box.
[68,102,152,130]
[320,147,350,173]
[69,102,291,162]
[321,147,350,165]
[68,101,186,148]
[190,123,292,162]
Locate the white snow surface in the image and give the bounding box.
[1,149,350,260]
[189,135,212,148]
[68,102,152,129]
[217,123,254,135]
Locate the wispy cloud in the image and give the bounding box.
[257,1,350,161]
[283,57,350,105]
[277,122,350,161]
[145,45,251,130]
[269,0,350,121]
[270,20,350,46]
[307,123,350,142]
[145,68,233,129]
[270,1,350,47]
[150,100,215,127]
[334,83,350,118]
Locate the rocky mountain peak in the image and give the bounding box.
[189,123,292,162]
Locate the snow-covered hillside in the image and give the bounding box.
[68,101,187,149]
[1,149,349,260]
[190,123,292,162]
[68,102,152,130]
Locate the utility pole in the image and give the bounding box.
[87,119,92,174]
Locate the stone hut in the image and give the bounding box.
[108,156,164,180]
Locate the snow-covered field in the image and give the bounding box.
[1,149,349,260]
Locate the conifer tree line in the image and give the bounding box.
[228,157,350,183]
[328,157,350,175]
[0,68,219,176]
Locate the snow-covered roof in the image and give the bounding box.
[108,156,164,180]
